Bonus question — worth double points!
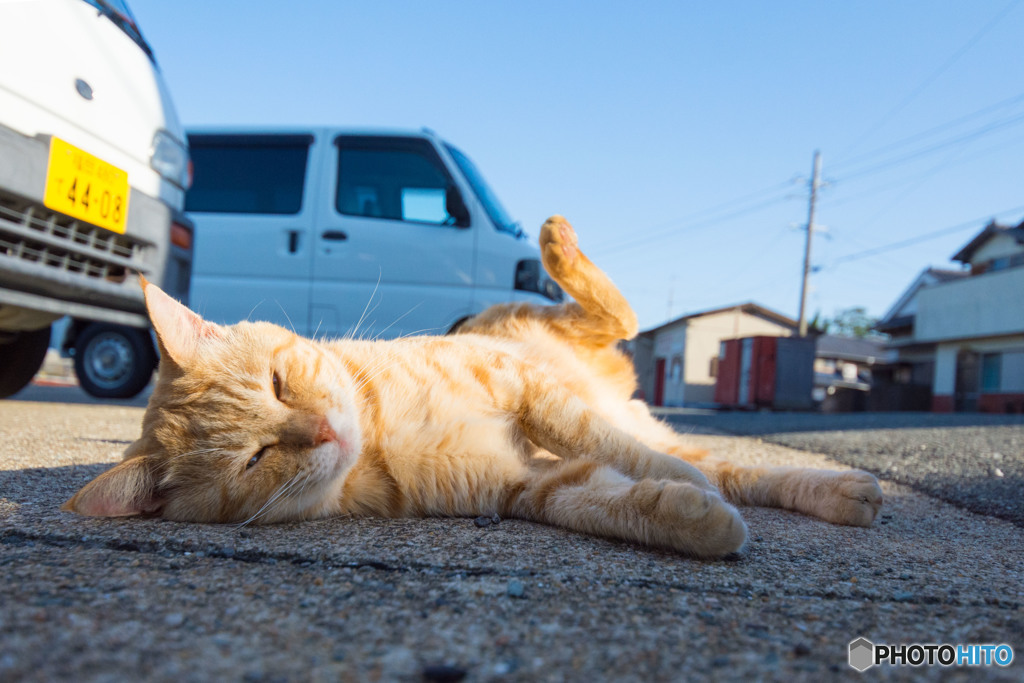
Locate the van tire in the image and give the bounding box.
[73,323,157,399]
[0,326,52,398]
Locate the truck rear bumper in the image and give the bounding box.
[0,123,191,330]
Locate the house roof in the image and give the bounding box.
[815,334,885,363]
[641,302,798,336]
[952,219,1024,263]
[874,314,914,333]
[877,267,969,325]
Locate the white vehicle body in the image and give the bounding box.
[186,128,560,340]
[0,0,192,398]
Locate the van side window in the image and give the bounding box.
[186,135,311,214]
[335,136,456,226]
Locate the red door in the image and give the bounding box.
[714,340,740,406]
[654,358,666,406]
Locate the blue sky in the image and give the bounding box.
[132,0,1024,331]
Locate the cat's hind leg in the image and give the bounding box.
[506,459,747,559]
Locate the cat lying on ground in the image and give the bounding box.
[63,216,882,558]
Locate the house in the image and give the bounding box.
[630,303,798,407]
[813,335,886,412]
[875,219,1024,413]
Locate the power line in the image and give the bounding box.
[588,189,795,257]
[836,0,1022,163]
[832,109,1024,183]
[826,203,1024,268]
[831,89,1024,174]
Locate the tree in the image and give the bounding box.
[822,307,886,339]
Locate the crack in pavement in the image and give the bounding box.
[2,528,1018,611]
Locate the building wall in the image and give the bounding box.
[635,309,797,407]
[630,335,655,401]
[652,324,687,406]
[683,311,794,406]
[931,335,1024,413]
[916,268,1024,342]
[971,233,1024,263]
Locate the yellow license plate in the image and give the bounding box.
[44,137,130,234]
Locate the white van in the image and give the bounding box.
[185,129,561,340]
[0,0,192,399]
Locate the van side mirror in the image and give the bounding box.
[446,186,471,228]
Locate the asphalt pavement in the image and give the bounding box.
[660,411,1024,525]
[1,388,1021,681]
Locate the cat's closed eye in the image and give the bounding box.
[247,446,270,470]
[272,372,282,400]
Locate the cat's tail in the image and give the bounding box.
[538,215,638,344]
[457,216,638,350]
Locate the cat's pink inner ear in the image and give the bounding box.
[141,278,222,364]
[61,456,163,518]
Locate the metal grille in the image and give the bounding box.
[0,193,150,284]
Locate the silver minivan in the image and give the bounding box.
[186,128,561,340]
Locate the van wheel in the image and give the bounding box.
[0,326,52,398]
[74,323,157,399]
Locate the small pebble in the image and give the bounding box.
[506,580,525,598]
[793,643,811,657]
[422,663,467,682]
[473,516,492,528]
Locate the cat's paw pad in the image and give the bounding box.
[821,470,883,527]
[540,215,579,272]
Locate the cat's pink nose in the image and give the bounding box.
[315,419,338,445]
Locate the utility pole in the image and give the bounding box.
[797,150,821,337]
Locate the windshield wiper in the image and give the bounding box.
[88,0,155,62]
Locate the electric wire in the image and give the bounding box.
[835,0,1022,164]
[826,203,1024,269]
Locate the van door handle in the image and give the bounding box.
[322,230,348,241]
[286,230,300,253]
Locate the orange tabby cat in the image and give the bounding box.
[63,216,882,559]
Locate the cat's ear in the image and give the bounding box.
[140,275,224,365]
[62,455,164,517]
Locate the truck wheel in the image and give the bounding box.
[0,326,52,398]
[73,323,157,399]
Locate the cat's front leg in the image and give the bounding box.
[507,460,747,559]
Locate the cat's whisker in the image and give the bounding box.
[349,351,396,389]
[370,302,423,341]
[350,353,397,395]
[273,299,297,333]
[396,324,444,340]
[246,299,268,322]
[349,270,383,341]
[235,470,310,529]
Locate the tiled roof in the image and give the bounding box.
[952,220,1024,263]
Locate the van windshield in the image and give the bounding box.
[444,144,522,237]
[82,0,154,61]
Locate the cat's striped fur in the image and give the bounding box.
[64,216,882,558]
